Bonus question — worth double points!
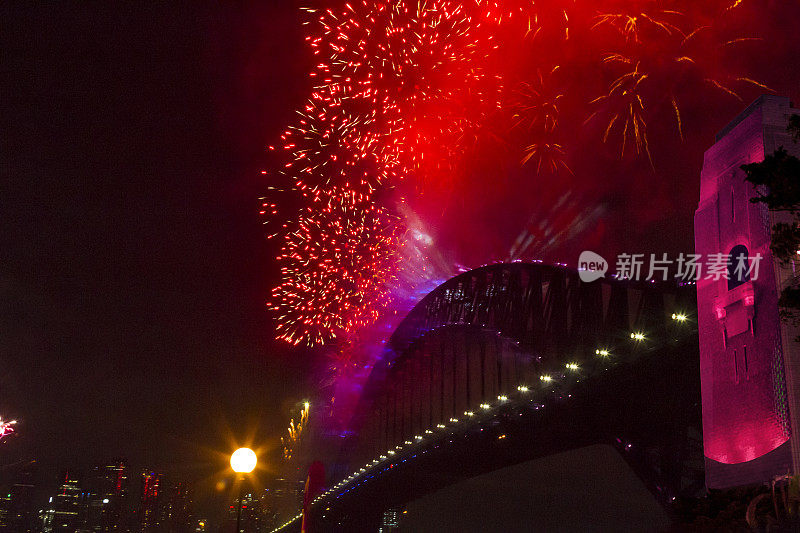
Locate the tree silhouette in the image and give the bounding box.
[742,115,800,328]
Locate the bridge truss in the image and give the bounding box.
[275,263,703,532]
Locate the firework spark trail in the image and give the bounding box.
[585,2,769,160]
[302,0,503,183]
[726,0,746,11]
[262,0,768,357]
[512,67,563,134]
[282,403,310,462]
[593,9,685,43]
[588,60,651,160]
[272,98,403,198]
[512,67,571,173]
[265,0,506,350]
[0,418,16,442]
[319,204,453,432]
[269,188,403,346]
[521,141,572,174]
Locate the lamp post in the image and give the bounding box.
[230,447,257,533]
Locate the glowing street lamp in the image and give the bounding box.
[230,448,257,533]
[231,447,257,474]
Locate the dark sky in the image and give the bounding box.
[2,0,800,513]
[2,2,313,503]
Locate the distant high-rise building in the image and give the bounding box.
[258,487,278,532]
[158,481,192,533]
[42,473,83,533]
[191,517,208,532]
[224,491,264,533]
[379,508,401,532]
[263,477,303,527]
[0,491,10,530]
[695,95,800,488]
[85,462,129,532]
[137,471,163,532]
[0,463,37,533]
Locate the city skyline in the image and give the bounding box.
[0,458,292,532]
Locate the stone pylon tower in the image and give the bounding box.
[695,95,800,488]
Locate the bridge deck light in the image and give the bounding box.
[480,403,491,410]
[497,395,508,401]
[540,375,552,382]
[631,332,645,341]
[449,417,459,423]
[425,429,433,434]
[437,423,446,428]
[465,411,475,416]
[596,349,610,357]
[517,385,529,392]
[672,312,687,322]
[415,435,423,440]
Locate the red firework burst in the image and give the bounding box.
[0,418,16,442]
[269,188,403,346]
[262,0,768,349]
[274,98,402,197]
[303,0,502,184]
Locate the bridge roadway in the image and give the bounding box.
[273,263,703,532]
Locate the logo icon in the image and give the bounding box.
[578,251,608,282]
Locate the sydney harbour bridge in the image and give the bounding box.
[274,261,703,532]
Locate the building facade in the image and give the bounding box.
[42,473,83,533]
[695,95,800,488]
[137,471,163,532]
[157,481,192,532]
[0,469,35,533]
[85,462,130,532]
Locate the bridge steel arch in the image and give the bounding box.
[345,262,695,467]
[278,263,702,532]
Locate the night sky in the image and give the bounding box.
[3,0,800,513]
[2,2,311,503]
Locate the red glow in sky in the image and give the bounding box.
[263,0,796,355]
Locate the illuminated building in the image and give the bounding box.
[262,477,304,527]
[85,462,129,531]
[224,491,265,533]
[158,481,192,532]
[136,471,163,532]
[0,492,9,530]
[42,473,83,533]
[379,508,401,532]
[0,463,36,533]
[695,95,800,487]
